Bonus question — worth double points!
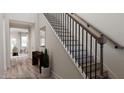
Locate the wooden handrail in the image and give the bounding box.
[66,13,105,44]
[71,13,124,49]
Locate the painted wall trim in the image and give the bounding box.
[51,71,63,79]
[104,64,119,79]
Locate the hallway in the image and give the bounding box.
[4,56,52,79]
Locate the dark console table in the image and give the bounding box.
[32,51,44,73]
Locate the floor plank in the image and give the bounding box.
[4,56,52,79]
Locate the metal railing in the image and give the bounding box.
[44,13,105,79]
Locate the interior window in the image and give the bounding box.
[21,36,28,48]
[11,38,17,53]
[40,30,46,47]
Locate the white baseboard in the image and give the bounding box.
[51,71,63,79]
[104,64,119,79]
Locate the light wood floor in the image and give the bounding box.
[4,56,52,79]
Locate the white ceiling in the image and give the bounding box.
[10,19,34,29]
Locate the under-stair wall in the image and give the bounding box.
[39,14,84,79]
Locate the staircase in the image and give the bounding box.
[44,13,109,79]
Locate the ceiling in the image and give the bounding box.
[9,19,34,29]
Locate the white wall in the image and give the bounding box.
[78,13,124,46]
[78,13,124,78]
[40,14,83,79]
[4,14,10,69]
[0,14,5,78]
[39,14,47,51]
[34,14,40,51]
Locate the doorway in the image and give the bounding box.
[10,27,29,66]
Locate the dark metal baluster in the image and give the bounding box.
[81,28,84,72]
[63,13,65,44]
[56,14,58,35]
[86,32,88,78]
[69,17,72,53]
[60,13,62,39]
[63,13,65,43]
[57,13,59,34]
[72,20,74,58]
[59,13,61,37]
[57,13,58,26]
[64,13,66,45]
[56,13,58,25]
[65,14,67,46]
[59,13,61,35]
[60,13,61,40]
[61,13,63,40]
[67,15,69,50]
[100,43,104,76]
[78,25,80,67]
[57,13,59,36]
[90,35,93,79]
[55,13,57,27]
[95,39,97,79]
[75,23,77,62]
[58,13,62,38]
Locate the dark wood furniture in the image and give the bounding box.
[13,52,18,56]
[32,51,39,65]
[32,51,44,73]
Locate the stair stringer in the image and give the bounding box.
[41,14,86,79]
